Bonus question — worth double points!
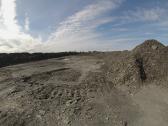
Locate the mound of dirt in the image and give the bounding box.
[103,39,168,92]
[132,39,168,84]
[133,39,165,53]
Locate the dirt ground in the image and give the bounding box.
[0,40,168,126]
[132,85,168,126]
[0,54,167,126]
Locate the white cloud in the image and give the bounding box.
[1,0,124,52]
[157,20,168,28]
[24,14,30,31]
[0,0,20,33]
[0,37,41,52]
[0,0,41,53]
[110,6,168,36]
[123,7,166,22]
[2,0,166,53]
[144,32,155,35]
[35,0,124,52]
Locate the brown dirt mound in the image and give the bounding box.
[132,39,165,53]
[103,40,168,92]
[132,39,168,84]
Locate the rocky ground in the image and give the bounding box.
[0,40,167,126]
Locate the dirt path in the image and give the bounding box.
[132,85,168,126]
[64,56,103,83]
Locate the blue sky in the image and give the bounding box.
[0,0,168,52]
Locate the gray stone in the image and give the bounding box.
[151,45,158,50]
[39,110,46,116]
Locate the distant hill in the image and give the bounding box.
[0,52,80,68]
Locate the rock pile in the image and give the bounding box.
[103,39,168,92]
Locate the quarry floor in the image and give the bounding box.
[0,55,168,126]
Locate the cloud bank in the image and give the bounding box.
[0,0,168,52]
[0,0,40,53]
[33,0,125,52]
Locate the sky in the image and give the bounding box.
[0,0,168,52]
